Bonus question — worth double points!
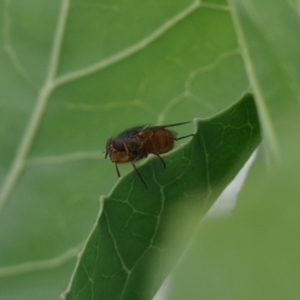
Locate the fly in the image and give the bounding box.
[105,121,194,189]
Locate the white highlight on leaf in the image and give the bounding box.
[207,151,256,218]
[0,244,81,277]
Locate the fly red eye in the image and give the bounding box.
[112,138,125,152]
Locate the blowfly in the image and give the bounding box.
[105,121,194,189]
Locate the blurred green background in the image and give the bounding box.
[0,0,299,299]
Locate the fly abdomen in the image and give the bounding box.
[144,128,174,155]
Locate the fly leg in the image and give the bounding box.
[148,135,166,169]
[155,153,166,169]
[131,161,148,190]
[116,161,148,190]
[115,163,121,177]
[153,134,194,167]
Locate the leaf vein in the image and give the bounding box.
[2,0,38,88]
[0,244,81,277]
[0,0,70,215]
[54,0,201,87]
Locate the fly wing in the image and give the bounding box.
[116,125,145,140]
[146,121,192,138]
[148,121,191,130]
[115,122,191,140]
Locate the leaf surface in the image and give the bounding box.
[0,0,255,299]
[65,93,260,300]
[168,1,300,299]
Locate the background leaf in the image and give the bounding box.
[0,0,260,299]
[168,0,300,299]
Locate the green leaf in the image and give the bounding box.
[168,0,300,299]
[0,0,258,299]
[64,93,260,300]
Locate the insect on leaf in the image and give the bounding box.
[64,93,261,300]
